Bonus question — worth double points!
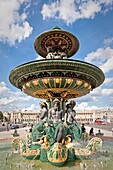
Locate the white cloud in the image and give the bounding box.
[76,102,98,111]
[0,0,33,45]
[84,47,113,73]
[104,77,113,85]
[0,82,11,96]
[0,82,6,86]
[22,104,40,111]
[79,1,101,19]
[100,56,113,73]
[102,88,113,95]
[90,87,102,95]
[104,37,113,47]
[41,0,113,25]
[0,81,33,110]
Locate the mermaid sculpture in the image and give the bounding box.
[65,100,76,125]
[39,101,48,120]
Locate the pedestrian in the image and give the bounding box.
[81,123,86,133]
[96,129,104,136]
[89,127,94,136]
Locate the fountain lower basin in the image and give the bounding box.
[0,140,113,170]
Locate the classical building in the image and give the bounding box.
[10,110,39,124]
[8,108,113,124]
[21,110,38,124]
[94,108,113,123]
[76,110,94,124]
[76,108,113,124]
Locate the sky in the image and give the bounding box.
[0,0,113,112]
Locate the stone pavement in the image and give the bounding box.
[86,126,113,141]
[0,127,30,142]
[0,126,113,142]
[86,126,113,137]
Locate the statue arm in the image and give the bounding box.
[48,109,51,119]
[40,112,45,120]
[64,112,67,123]
[40,108,47,120]
[61,110,65,121]
[71,110,76,119]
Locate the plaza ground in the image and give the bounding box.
[0,124,113,142]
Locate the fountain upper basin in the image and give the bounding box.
[9,59,105,100]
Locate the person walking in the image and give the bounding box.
[89,127,94,136]
[81,123,86,133]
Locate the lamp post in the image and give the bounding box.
[85,115,86,124]
[6,113,10,131]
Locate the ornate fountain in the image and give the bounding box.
[9,26,105,166]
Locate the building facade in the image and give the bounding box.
[10,110,39,124]
[76,110,94,124]
[4,108,113,124]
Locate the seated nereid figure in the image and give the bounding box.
[65,100,76,125]
[39,101,48,121]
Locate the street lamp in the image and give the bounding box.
[6,113,10,131]
[85,115,86,124]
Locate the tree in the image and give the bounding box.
[0,111,3,121]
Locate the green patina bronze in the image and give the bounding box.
[10,27,104,166]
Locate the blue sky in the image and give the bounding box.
[0,0,113,111]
